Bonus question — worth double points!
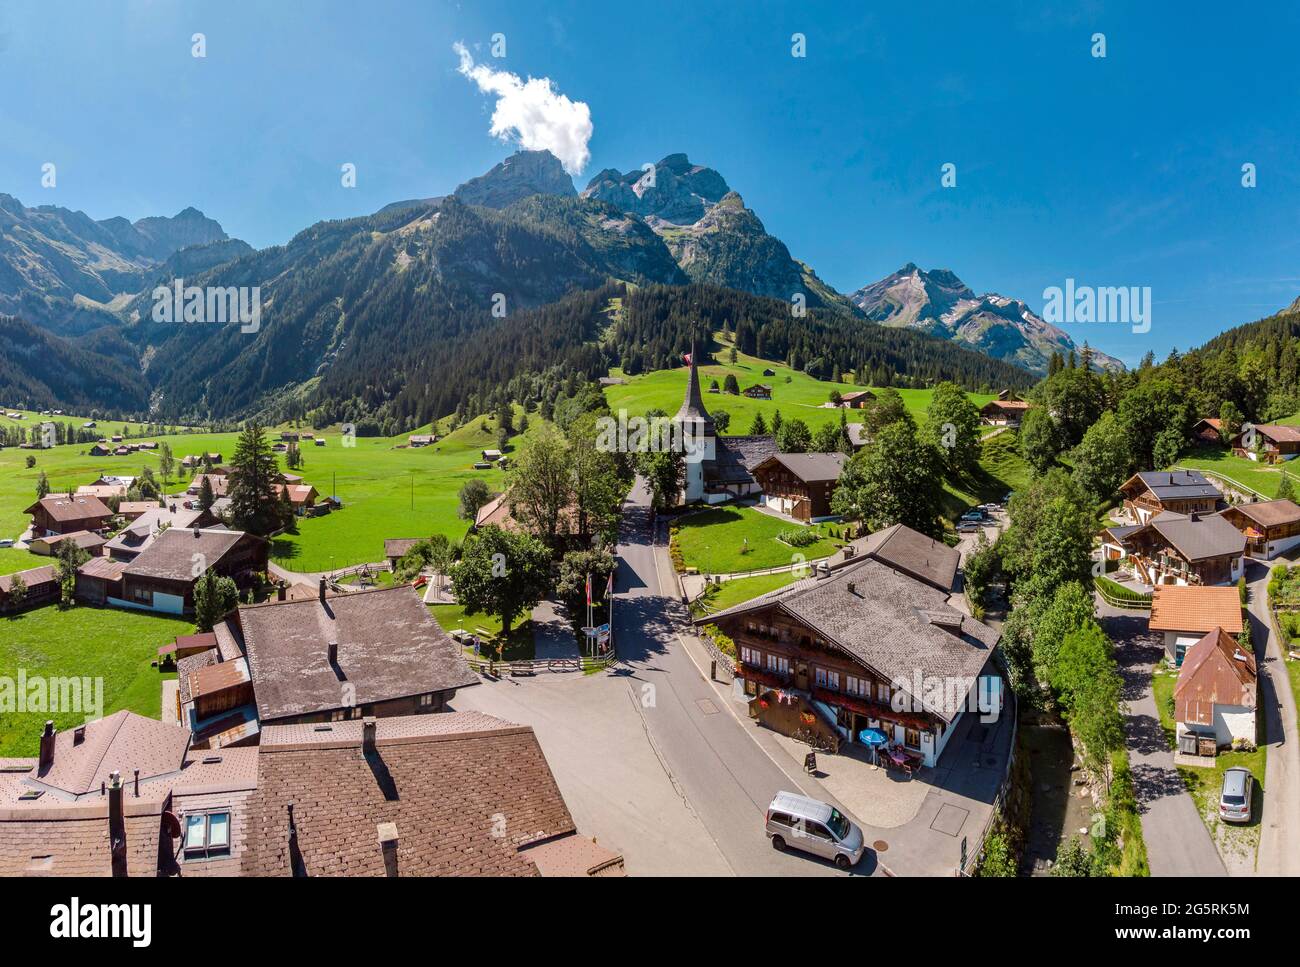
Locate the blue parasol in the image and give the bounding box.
[858,728,889,747]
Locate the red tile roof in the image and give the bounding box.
[244,713,580,876]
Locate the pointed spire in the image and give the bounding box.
[674,337,714,432]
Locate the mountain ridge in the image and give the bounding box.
[851,263,1125,375]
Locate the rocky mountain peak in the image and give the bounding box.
[453,149,577,209]
[582,153,730,226]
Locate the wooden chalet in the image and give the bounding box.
[0,565,58,614]
[1231,423,1300,463]
[696,558,1001,768]
[1220,499,1300,560]
[23,494,111,537]
[1110,511,1245,587]
[1118,470,1221,523]
[1174,626,1257,753]
[752,452,847,522]
[117,527,267,615]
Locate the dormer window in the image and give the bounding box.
[183,811,232,859]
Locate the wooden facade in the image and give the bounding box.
[1124,529,1240,587]
[752,455,844,522]
[717,604,946,761]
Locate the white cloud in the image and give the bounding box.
[454,42,592,175]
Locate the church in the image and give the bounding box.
[673,346,777,504]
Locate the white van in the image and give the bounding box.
[765,791,865,869]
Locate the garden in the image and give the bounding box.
[669,504,845,574]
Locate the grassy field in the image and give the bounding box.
[1174,445,1293,499]
[693,570,802,614]
[603,336,996,434]
[0,409,529,576]
[0,605,192,755]
[1151,664,1265,863]
[671,505,844,574]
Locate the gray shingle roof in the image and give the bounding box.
[829,523,959,591]
[1148,512,1246,561]
[698,558,998,722]
[122,527,252,582]
[238,585,478,723]
[755,451,848,483]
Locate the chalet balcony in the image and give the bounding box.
[740,664,794,691]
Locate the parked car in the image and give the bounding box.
[1219,767,1253,823]
[765,791,865,869]
[0,538,13,548]
[956,521,980,533]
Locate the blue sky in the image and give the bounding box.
[1,0,1297,366]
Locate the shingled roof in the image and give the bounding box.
[697,558,998,722]
[238,585,478,723]
[23,493,111,523]
[1149,585,1244,634]
[123,527,258,583]
[1143,512,1246,561]
[244,712,596,877]
[753,451,848,483]
[829,522,960,592]
[1227,499,1300,529]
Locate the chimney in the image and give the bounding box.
[193,526,200,538]
[73,724,86,745]
[362,716,377,754]
[328,640,339,666]
[847,581,857,595]
[319,577,327,603]
[133,769,140,798]
[38,721,55,771]
[814,561,830,580]
[277,584,286,602]
[108,771,127,877]
[377,822,399,877]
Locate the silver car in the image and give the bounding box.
[765,791,865,869]
[1219,767,1253,823]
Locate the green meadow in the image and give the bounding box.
[0,605,192,756]
[602,337,995,433]
[0,408,525,576]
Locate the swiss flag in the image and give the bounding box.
[682,352,692,366]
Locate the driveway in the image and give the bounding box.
[1097,602,1227,876]
[1249,558,1300,875]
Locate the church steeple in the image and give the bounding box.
[674,340,715,434]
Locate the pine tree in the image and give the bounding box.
[228,424,282,535]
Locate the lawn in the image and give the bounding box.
[692,570,802,615]
[671,505,844,574]
[1174,445,1291,499]
[603,333,995,436]
[428,603,534,661]
[1150,664,1265,865]
[0,604,192,755]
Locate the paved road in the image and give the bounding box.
[1099,602,1227,876]
[603,480,862,875]
[1250,558,1300,875]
